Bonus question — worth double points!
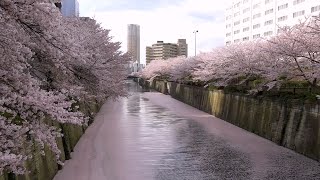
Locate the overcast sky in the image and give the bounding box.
[78,0,231,64]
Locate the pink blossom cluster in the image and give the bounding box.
[140,17,320,91]
[140,56,199,82]
[0,0,129,174]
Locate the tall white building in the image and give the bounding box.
[61,0,79,17]
[225,0,320,45]
[127,24,141,64]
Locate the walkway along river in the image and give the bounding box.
[54,80,320,180]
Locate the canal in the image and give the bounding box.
[54,80,320,180]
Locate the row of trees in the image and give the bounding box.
[140,16,320,93]
[0,0,129,174]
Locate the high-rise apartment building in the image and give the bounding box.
[146,39,188,65]
[127,24,141,64]
[177,39,188,57]
[225,0,320,45]
[146,46,153,65]
[61,0,79,17]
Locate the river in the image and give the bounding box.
[54,80,320,180]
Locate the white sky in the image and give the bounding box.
[78,0,231,64]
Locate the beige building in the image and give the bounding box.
[146,46,153,65]
[146,39,188,64]
[127,24,140,64]
[177,39,188,56]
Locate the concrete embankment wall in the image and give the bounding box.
[137,78,320,162]
[0,100,102,180]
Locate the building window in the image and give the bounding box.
[234,21,240,26]
[265,0,273,4]
[243,0,249,4]
[226,32,231,37]
[265,8,274,15]
[243,17,250,23]
[277,28,287,33]
[226,15,232,20]
[293,0,305,5]
[234,30,240,34]
[278,3,288,11]
[264,31,273,36]
[311,5,320,13]
[264,20,273,26]
[253,24,260,29]
[234,2,241,8]
[243,7,250,13]
[234,11,240,17]
[253,13,261,19]
[253,3,260,9]
[253,34,260,39]
[242,37,249,41]
[293,10,305,18]
[226,41,231,45]
[243,37,249,41]
[234,39,240,43]
[278,15,288,22]
[243,27,249,32]
[226,24,231,28]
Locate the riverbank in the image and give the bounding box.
[0,99,102,180]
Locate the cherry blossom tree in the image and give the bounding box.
[264,19,320,86]
[140,56,199,82]
[168,56,199,82]
[192,47,239,85]
[139,59,172,80]
[66,17,130,99]
[1,0,129,174]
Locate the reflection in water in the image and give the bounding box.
[122,81,252,179]
[155,120,252,180]
[126,79,151,93]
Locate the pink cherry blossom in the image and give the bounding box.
[1,0,130,174]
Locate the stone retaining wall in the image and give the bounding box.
[0,99,102,180]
